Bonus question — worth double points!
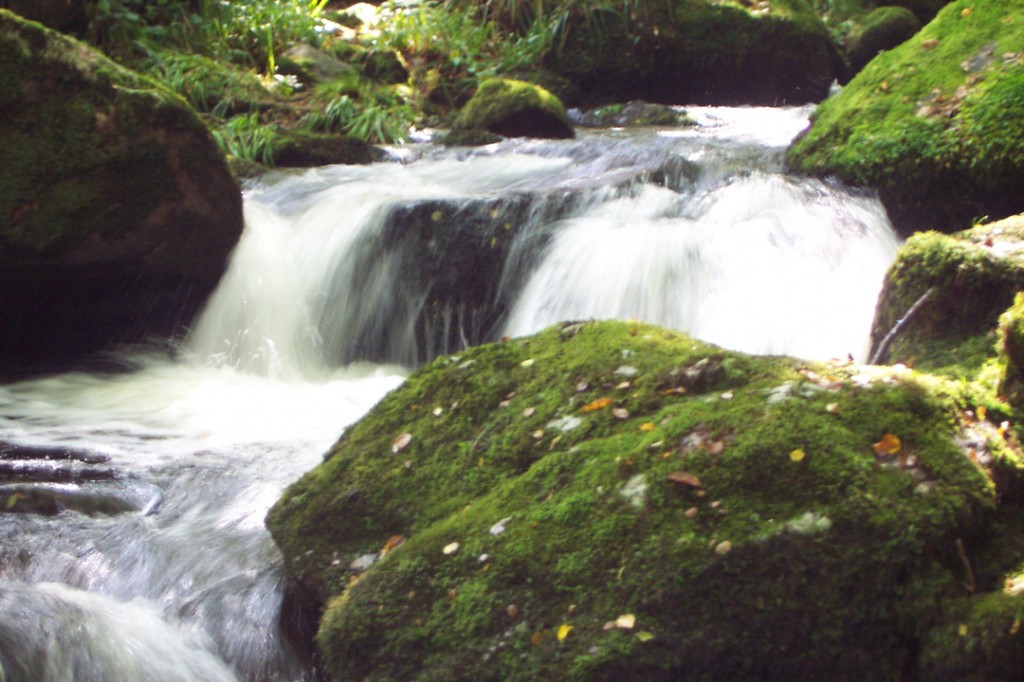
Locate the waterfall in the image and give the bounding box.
[187,106,899,374]
[0,106,902,682]
[502,174,898,361]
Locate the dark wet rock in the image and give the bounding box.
[548,0,842,107]
[0,10,243,372]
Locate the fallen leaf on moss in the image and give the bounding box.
[392,433,412,453]
[613,407,630,420]
[667,471,702,487]
[872,433,901,456]
[715,540,732,555]
[615,613,636,629]
[557,624,573,641]
[520,358,535,368]
[706,439,725,455]
[580,397,613,413]
[383,535,406,552]
[790,448,806,463]
[640,422,655,431]
[635,631,655,642]
[523,407,536,418]
[531,630,546,646]
[442,541,460,555]
[1010,618,1021,636]
[977,405,988,421]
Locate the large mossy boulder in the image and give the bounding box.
[869,219,1024,376]
[845,6,921,74]
[268,319,1024,681]
[547,0,842,107]
[787,0,1024,234]
[452,77,574,140]
[0,10,243,371]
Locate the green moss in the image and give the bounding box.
[920,587,1024,680]
[869,231,1024,375]
[0,9,216,255]
[268,320,1007,680]
[546,0,841,106]
[453,77,574,139]
[787,1,1024,233]
[846,6,920,73]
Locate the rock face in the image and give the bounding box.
[547,0,842,107]
[268,320,1024,681]
[786,0,1024,234]
[868,227,1024,372]
[453,78,574,140]
[0,10,243,371]
[845,6,921,74]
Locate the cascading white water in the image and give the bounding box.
[503,173,899,361]
[0,106,902,681]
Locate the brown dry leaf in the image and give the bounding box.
[580,397,613,413]
[921,38,940,50]
[383,535,406,552]
[872,433,902,456]
[531,630,546,646]
[392,432,412,453]
[667,471,702,488]
[706,439,725,456]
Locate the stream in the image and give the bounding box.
[0,106,900,681]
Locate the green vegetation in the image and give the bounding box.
[8,0,852,163]
[268,319,1024,680]
[452,77,573,139]
[869,230,1024,378]
[786,0,1024,233]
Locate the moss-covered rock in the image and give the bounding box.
[919,585,1024,680]
[279,43,358,85]
[809,0,947,27]
[0,10,242,371]
[267,319,1022,680]
[270,129,373,167]
[868,227,1024,377]
[453,77,574,140]
[846,6,921,74]
[547,0,842,107]
[573,100,695,128]
[786,0,1024,234]
[999,293,1024,410]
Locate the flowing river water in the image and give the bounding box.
[0,106,900,681]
